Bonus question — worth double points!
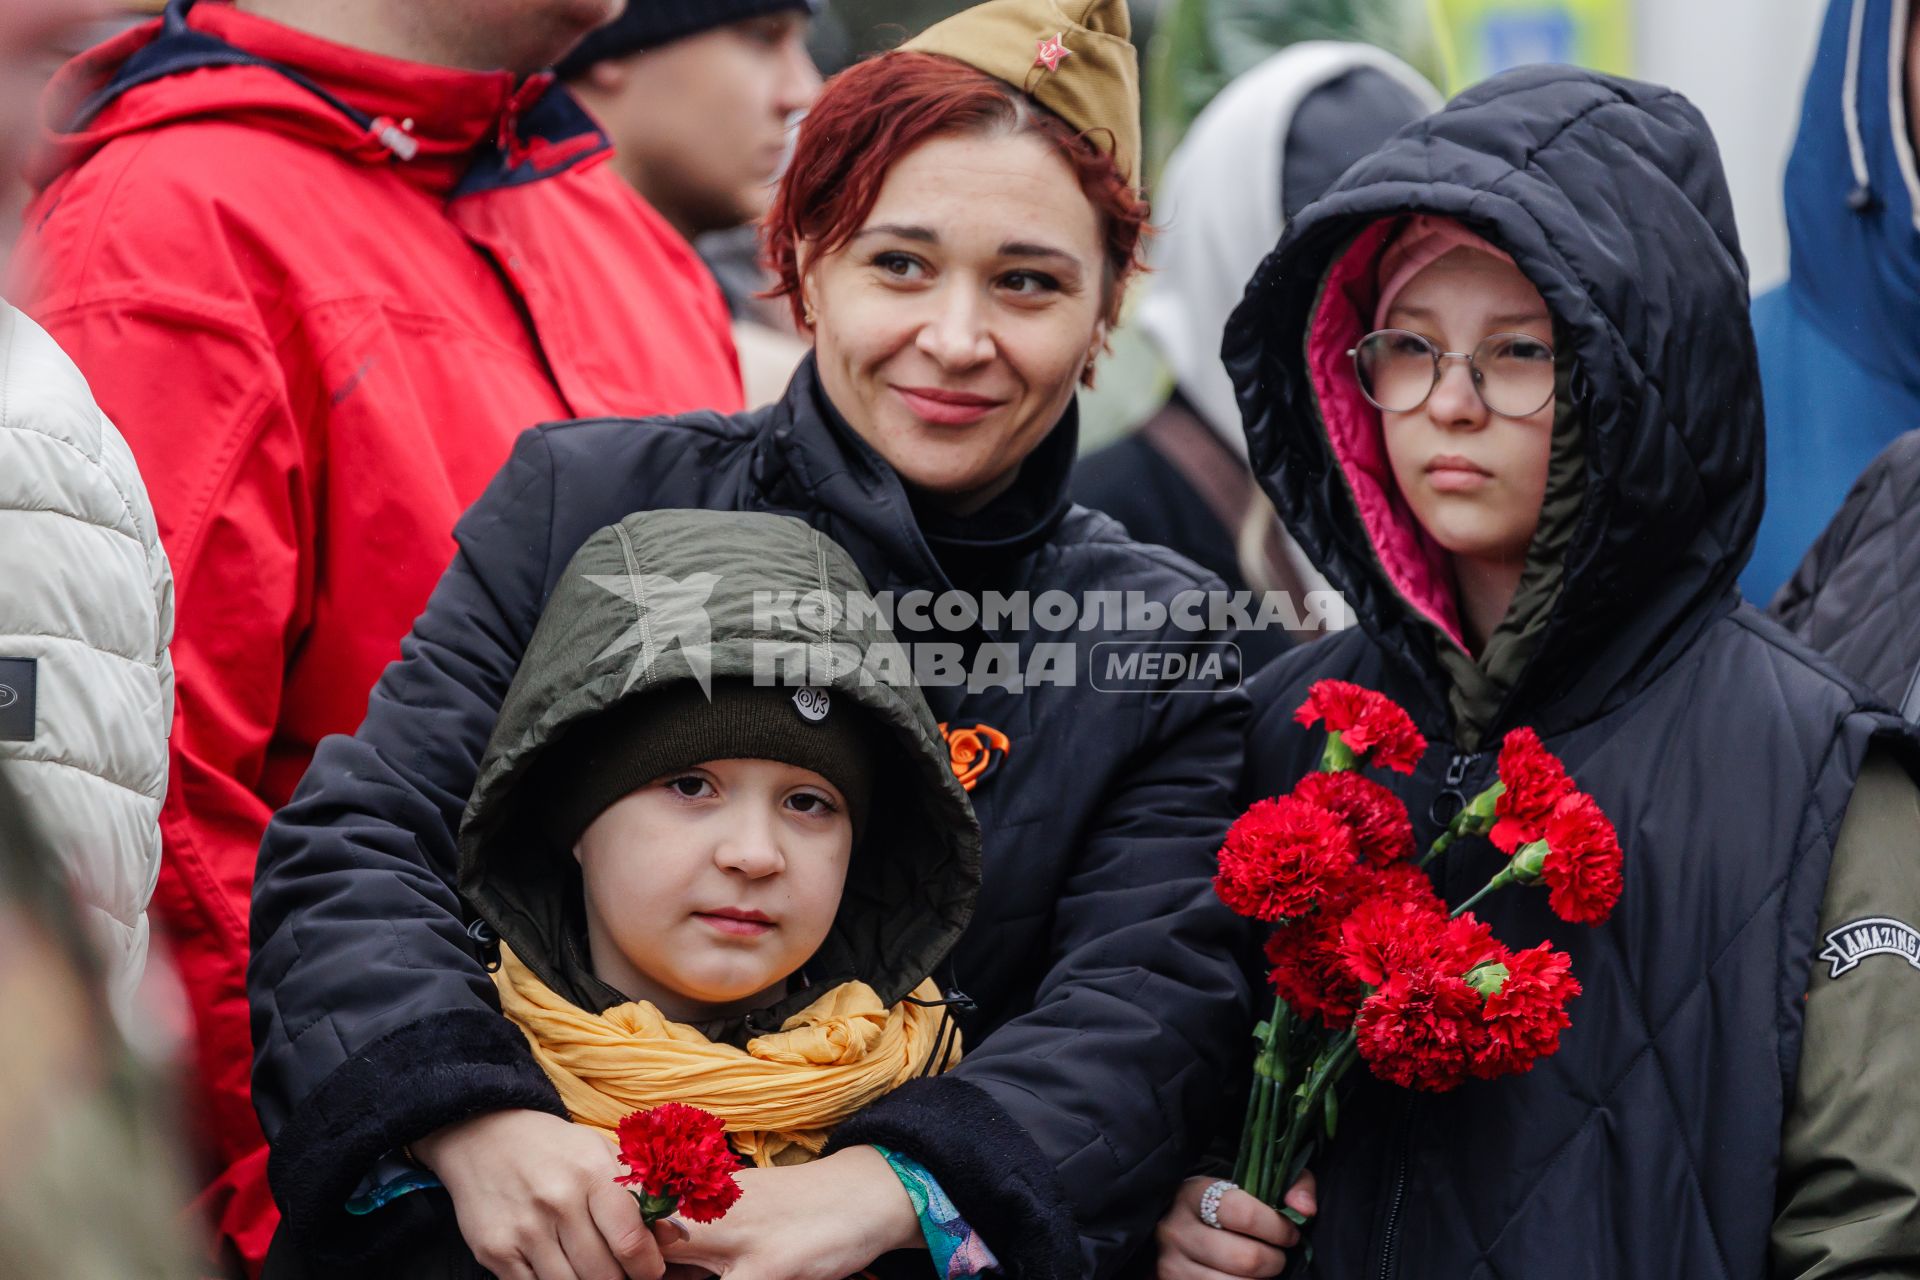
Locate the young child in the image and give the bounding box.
[265,508,990,1278]
[1185,65,1920,1279]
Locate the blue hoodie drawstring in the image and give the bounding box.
[1843,0,1877,210]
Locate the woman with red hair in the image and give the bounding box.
[249,3,1267,1279]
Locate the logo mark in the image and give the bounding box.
[0,685,14,709]
[793,687,830,722]
[1819,917,1920,979]
[585,571,720,698]
[1090,641,1242,693]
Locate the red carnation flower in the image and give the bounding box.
[1213,796,1358,923]
[1294,771,1416,865]
[1366,860,1449,913]
[1540,792,1625,925]
[1471,942,1582,1079]
[1268,908,1367,1029]
[1337,872,1448,988]
[1353,963,1488,1092]
[1272,864,1445,1029]
[1433,911,1505,974]
[1294,680,1428,774]
[1490,727,1575,853]
[614,1103,743,1224]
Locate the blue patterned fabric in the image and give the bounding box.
[876,1145,1001,1277]
[345,1158,440,1216]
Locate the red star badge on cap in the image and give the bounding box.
[1035,32,1072,72]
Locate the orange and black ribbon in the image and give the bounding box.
[938,722,1011,792]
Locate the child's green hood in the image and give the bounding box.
[457,509,981,1024]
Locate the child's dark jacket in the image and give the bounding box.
[1223,65,1920,1279]
[266,509,985,1279]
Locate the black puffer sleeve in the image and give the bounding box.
[250,428,565,1260]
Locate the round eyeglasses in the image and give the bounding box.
[1348,329,1556,419]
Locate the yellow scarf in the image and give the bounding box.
[492,944,959,1167]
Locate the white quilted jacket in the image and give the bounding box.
[0,303,174,1013]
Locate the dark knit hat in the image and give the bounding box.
[547,678,877,850]
[555,0,819,80]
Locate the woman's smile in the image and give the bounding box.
[891,384,1007,426]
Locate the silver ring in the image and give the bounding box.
[1198,1179,1237,1230]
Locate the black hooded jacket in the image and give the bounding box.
[248,357,1253,1277]
[1224,67,1920,1277]
[1772,427,1920,709]
[262,508,987,1280]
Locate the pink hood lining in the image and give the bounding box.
[1305,219,1468,649]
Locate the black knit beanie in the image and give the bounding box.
[548,679,877,850]
[555,0,819,80]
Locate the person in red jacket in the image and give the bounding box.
[9,0,743,1271]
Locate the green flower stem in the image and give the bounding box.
[1320,733,1358,773]
[630,1189,678,1225]
[1448,878,1502,919]
[1233,999,1285,1186]
[1240,998,1290,1201]
[1231,1071,1259,1187]
[1251,1055,1280,1202]
[1422,782,1504,868]
[1270,1031,1360,1210]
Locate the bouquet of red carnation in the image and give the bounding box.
[614,1102,744,1225]
[1217,682,1623,1216]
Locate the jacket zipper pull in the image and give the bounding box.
[1429,750,1478,828]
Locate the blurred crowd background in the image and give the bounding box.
[42,0,1826,451]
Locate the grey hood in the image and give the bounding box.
[1138,41,1438,458]
[457,508,981,1025]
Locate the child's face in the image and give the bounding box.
[574,758,854,1021]
[1380,249,1557,570]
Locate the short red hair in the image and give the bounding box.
[763,51,1150,362]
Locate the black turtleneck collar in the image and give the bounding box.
[780,355,1079,588]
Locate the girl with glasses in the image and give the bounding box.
[1204,65,1920,1279]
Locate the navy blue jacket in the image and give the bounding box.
[1223,66,1920,1277]
[1745,0,1920,600]
[248,360,1253,1277]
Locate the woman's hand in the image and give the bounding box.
[665,1145,922,1280]
[411,1108,676,1280]
[1154,1173,1317,1279]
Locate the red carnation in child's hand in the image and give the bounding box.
[1353,961,1489,1092]
[1350,909,1513,1091]
[1268,908,1367,1030]
[1471,942,1582,1079]
[1433,911,1505,974]
[1539,792,1625,925]
[1213,796,1359,923]
[614,1103,743,1224]
[1271,864,1445,1029]
[1294,680,1428,774]
[1294,771,1416,865]
[1336,868,1449,987]
[1491,727,1576,853]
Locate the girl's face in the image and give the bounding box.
[803,130,1110,514]
[574,758,854,1022]
[1379,250,1557,568]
